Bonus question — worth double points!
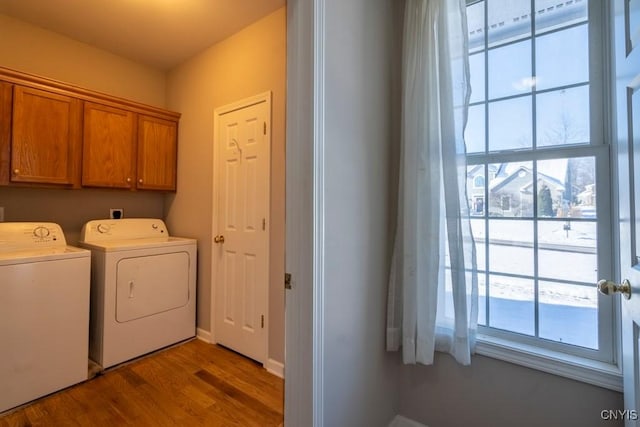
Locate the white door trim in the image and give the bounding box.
[612,0,640,416]
[211,91,272,364]
[214,92,272,116]
[312,0,326,425]
[285,0,325,425]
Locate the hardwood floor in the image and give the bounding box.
[0,340,284,427]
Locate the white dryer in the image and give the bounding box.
[0,222,90,414]
[80,218,196,369]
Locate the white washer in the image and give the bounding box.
[0,222,90,414]
[80,218,196,369]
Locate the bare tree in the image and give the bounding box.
[542,109,587,147]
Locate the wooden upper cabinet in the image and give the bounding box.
[137,115,177,191]
[11,86,82,186]
[0,66,180,191]
[82,106,178,191]
[82,102,136,189]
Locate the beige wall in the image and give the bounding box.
[321,0,403,424]
[0,13,167,242]
[0,14,166,107]
[0,187,164,245]
[164,8,286,363]
[399,353,623,426]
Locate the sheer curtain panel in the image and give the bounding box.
[386,0,478,366]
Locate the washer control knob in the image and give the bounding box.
[33,226,50,238]
[97,223,111,234]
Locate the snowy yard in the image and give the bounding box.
[449,218,600,349]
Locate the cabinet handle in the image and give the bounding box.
[13,169,19,175]
[126,177,131,183]
[138,179,143,184]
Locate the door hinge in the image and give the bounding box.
[261,315,265,328]
[262,218,266,230]
[263,122,267,135]
[285,273,292,290]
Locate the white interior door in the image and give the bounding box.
[613,0,640,423]
[213,94,270,363]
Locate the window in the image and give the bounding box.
[465,0,614,367]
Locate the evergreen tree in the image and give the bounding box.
[538,184,553,217]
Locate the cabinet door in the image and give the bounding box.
[0,82,11,185]
[11,86,81,185]
[137,115,177,191]
[82,102,136,189]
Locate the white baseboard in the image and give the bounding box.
[388,415,428,427]
[196,328,212,343]
[196,330,283,379]
[265,358,285,378]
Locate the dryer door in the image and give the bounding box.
[116,252,190,322]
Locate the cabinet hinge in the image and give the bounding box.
[263,122,267,135]
[262,218,266,230]
[261,315,265,328]
[285,273,292,290]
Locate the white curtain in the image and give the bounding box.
[386,0,478,366]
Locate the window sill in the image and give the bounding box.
[475,334,622,392]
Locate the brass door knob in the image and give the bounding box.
[597,279,632,300]
[214,235,225,244]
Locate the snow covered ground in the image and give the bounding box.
[470,218,596,248]
[453,219,599,349]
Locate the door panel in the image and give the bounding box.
[82,102,135,189]
[243,253,258,332]
[214,98,270,363]
[615,0,640,422]
[137,115,178,191]
[116,252,190,322]
[245,157,258,231]
[0,82,12,185]
[225,158,239,231]
[223,250,236,324]
[11,86,81,185]
[632,86,640,262]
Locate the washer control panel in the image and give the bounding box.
[0,222,66,253]
[80,218,169,243]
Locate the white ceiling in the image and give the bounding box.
[0,0,286,70]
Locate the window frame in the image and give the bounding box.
[465,0,621,390]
